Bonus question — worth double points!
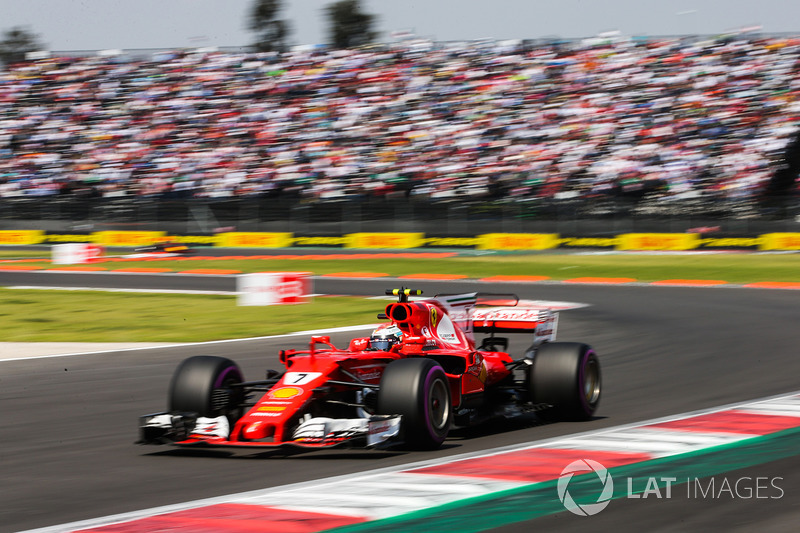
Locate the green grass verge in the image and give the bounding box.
[3,252,800,283]
[0,290,380,342]
[0,250,51,259]
[2,252,799,342]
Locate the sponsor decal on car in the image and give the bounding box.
[357,369,382,381]
[257,405,286,412]
[435,313,458,343]
[472,308,541,322]
[466,352,488,382]
[269,387,303,399]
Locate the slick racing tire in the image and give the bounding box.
[377,358,451,450]
[528,342,600,421]
[169,355,245,422]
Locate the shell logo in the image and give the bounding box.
[269,387,303,399]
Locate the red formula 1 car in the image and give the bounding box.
[131,241,194,258]
[139,289,601,451]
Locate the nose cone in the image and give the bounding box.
[243,421,268,440]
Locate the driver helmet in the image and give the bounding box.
[370,324,402,351]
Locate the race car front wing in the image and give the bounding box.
[138,412,402,449]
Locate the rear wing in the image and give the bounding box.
[433,292,558,345]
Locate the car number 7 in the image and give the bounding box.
[284,372,322,385]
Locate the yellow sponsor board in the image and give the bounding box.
[560,237,620,248]
[92,231,166,247]
[345,233,426,249]
[759,233,800,251]
[217,232,294,248]
[616,233,700,251]
[477,233,560,250]
[168,235,219,246]
[700,237,762,249]
[0,230,45,245]
[44,234,95,243]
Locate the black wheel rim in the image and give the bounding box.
[428,378,449,431]
[583,357,601,406]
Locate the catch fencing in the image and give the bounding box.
[1,196,799,237]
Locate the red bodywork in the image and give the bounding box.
[169,293,555,449]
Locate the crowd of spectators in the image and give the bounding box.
[1,33,799,207]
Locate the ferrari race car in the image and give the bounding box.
[139,289,601,451]
[131,241,194,257]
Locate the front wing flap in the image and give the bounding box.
[138,412,402,450]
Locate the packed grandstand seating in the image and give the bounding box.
[1,34,799,215]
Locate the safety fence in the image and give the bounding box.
[0,196,799,237]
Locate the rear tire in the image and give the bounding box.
[529,342,600,420]
[169,356,245,422]
[377,358,451,449]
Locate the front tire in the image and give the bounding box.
[529,342,601,420]
[377,358,451,449]
[169,355,245,422]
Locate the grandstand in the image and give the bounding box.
[1,34,799,235]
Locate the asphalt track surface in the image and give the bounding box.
[2,272,799,532]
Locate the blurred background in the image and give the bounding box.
[0,0,799,237]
